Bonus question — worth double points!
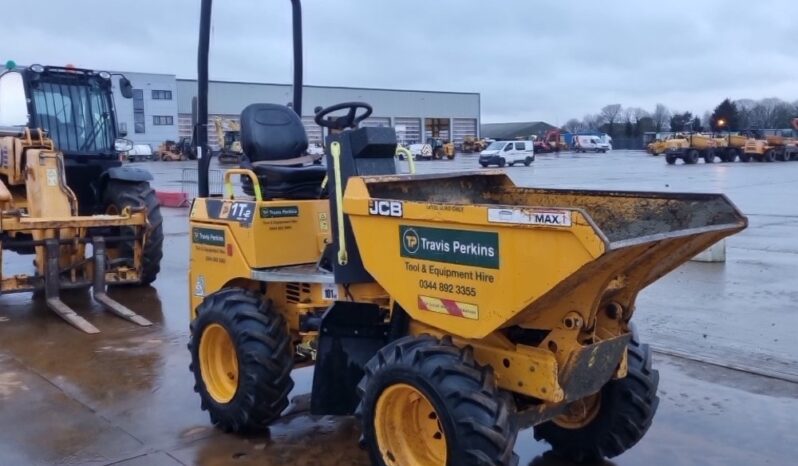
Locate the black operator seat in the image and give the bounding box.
[240,103,326,200]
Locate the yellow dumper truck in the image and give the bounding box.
[664,133,719,164]
[187,1,748,464]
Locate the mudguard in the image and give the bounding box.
[105,166,153,182]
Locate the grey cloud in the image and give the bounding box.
[3,0,797,123]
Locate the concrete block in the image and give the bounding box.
[691,239,726,263]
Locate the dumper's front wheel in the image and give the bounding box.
[357,335,519,466]
[533,330,659,463]
[189,288,294,432]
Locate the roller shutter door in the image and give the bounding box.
[452,118,477,145]
[360,117,391,128]
[301,117,323,145]
[178,114,193,139]
[394,117,421,145]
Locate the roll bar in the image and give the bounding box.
[195,0,303,198]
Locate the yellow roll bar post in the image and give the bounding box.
[223,169,263,201]
[330,141,348,265]
[395,146,416,174]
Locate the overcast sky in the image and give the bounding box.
[4,0,797,124]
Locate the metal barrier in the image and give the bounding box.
[181,168,224,198]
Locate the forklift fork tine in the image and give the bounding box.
[92,237,152,327]
[44,239,100,334]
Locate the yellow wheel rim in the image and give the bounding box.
[199,323,239,403]
[374,383,447,466]
[552,392,601,429]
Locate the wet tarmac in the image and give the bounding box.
[1,151,796,465]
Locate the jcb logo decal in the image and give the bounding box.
[369,200,403,217]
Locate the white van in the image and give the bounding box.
[574,135,611,153]
[479,140,535,167]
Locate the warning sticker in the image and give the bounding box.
[487,208,572,227]
[418,295,479,320]
[318,212,330,232]
[322,283,339,300]
[46,168,58,187]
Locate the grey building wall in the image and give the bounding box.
[175,79,480,146]
[111,72,178,148]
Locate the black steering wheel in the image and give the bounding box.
[314,102,373,130]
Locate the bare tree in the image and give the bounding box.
[563,118,582,133]
[735,99,756,129]
[748,97,794,128]
[632,107,649,122]
[702,111,712,130]
[600,104,623,135]
[582,114,601,130]
[651,104,671,132]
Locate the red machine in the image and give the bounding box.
[533,129,565,154]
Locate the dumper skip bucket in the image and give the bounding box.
[344,172,747,339]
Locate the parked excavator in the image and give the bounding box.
[213,116,243,164]
[0,63,162,333]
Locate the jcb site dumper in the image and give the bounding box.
[0,64,163,333]
[742,131,798,162]
[664,132,719,164]
[713,133,748,162]
[187,1,747,464]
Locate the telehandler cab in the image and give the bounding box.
[187,1,747,464]
[0,63,163,333]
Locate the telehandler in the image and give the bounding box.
[0,63,162,333]
[187,1,747,464]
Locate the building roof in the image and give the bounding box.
[481,121,556,140]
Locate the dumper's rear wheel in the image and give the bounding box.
[533,330,659,463]
[725,148,740,162]
[764,149,776,162]
[684,150,699,164]
[665,154,677,165]
[357,335,518,466]
[740,153,751,162]
[102,180,163,285]
[189,288,294,433]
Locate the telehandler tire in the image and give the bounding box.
[533,328,659,463]
[102,180,163,284]
[189,288,294,433]
[357,335,519,466]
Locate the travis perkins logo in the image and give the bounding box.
[400,225,499,269]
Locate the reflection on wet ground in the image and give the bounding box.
[1,152,796,465]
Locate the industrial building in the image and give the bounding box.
[111,72,481,149]
[481,121,556,140]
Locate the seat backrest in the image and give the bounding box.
[240,103,308,162]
